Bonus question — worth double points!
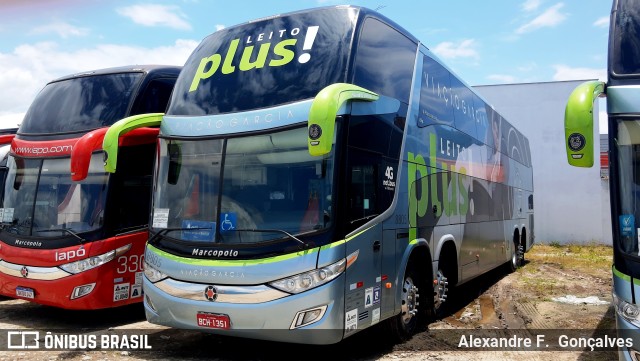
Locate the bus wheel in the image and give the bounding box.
[389,261,427,341]
[433,268,449,313]
[508,238,523,272]
[508,242,519,272]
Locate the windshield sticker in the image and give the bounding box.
[181,220,216,242]
[0,208,13,223]
[620,215,635,238]
[219,213,237,233]
[189,26,320,93]
[152,208,169,229]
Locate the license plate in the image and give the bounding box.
[196,312,230,329]
[16,286,34,299]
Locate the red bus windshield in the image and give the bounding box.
[1,153,107,237]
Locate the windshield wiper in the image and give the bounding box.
[234,228,310,249]
[36,227,86,243]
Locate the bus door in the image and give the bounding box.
[342,111,402,333]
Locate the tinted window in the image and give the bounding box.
[481,106,499,151]
[168,8,355,115]
[450,76,478,139]
[612,0,640,75]
[418,54,454,128]
[107,143,155,232]
[346,150,380,231]
[132,77,176,114]
[502,120,525,165]
[348,113,404,159]
[20,73,142,134]
[353,18,417,104]
[345,113,402,232]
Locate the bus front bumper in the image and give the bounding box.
[616,313,640,361]
[0,269,143,310]
[143,275,346,345]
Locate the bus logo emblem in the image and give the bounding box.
[204,286,218,302]
[20,266,28,278]
[309,124,322,140]
[568,133,586,151]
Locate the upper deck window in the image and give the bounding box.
[353,17,416,104]
[20,73,142,134]
[167,8,355,116]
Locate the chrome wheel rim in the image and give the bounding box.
[433,269,447,311]
[401,276,418,325]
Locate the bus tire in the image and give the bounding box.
[432,244,456,318]
[508,230,523,272]
[388,259,430,341]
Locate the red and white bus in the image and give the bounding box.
[0,66,180,309]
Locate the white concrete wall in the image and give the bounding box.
[474,81,612,245]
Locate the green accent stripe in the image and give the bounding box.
[320,225,375,250]
[612,265,640,285]
[148,244,319,267]
[613,265,630,281]
[150,225,377,266]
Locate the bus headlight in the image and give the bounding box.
[269,250,358,294]
[614,293,640,327]
[58,244,130,274]
[143,260,168,283]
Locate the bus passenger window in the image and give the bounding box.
[349,164,377,224]
[132,78,176,115]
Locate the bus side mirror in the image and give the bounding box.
[103,113,164,173]
[307,83,379,156]
[564,80,605,167]
[71,128,109,181]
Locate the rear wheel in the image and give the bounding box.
[508,233,524,272]
[508,242,519,272]
[433,267,449,316]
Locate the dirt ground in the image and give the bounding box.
[0,244,617,360]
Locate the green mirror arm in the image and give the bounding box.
[103,113,164,173]
[308,83,379,156]
[565,80,605,114]
[564,81,605,167]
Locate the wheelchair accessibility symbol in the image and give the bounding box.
[220,213,236,233]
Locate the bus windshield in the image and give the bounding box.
[612,0,640,75]
[615,119,640,255]
[20,73,143,134]
[2,153,108,237]
[153,126,335,244]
